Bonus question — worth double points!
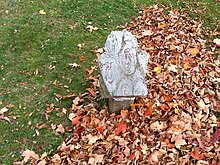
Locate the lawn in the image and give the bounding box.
[0,0,219,164]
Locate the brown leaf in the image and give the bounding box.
[172,134,186,149]
[88,135,100,145]
[142,30,153,36]
[209,128,220,145]
[56,124,65,134]
[87,88,96,97]
[36,123,47,129]
[51,154,61,165]
[88,154,104,165]
[54,93,62,99]
[87,67,95,76]
[21,150,39,163]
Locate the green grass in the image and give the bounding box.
[0,0,219,164]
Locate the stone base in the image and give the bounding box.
[108,97,135,113]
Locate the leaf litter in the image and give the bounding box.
[15,5,219,164]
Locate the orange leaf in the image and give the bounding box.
[187,47,199,56]
[159,104,169,110]
[115,122,127,136]
[183,63,191,70]
[72,116,81,125]
[163,94,174,102]
[121,109,128,118]
[190,147,205,160]
[79,56,85,61]
[158,23,167,29]
[170,44,176,50]
[144,102,153,117]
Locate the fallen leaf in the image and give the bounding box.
[0,115,11,123]
[56,124,65,134]
[51,154,61,165]
[79,56,85,61]
[187,47,199,56]
[69,62,80,68]
[144,102,153,117]
[87,67,95,76]
[54,93,62,99]
[88,135,99,145]
[121,109,129,118]
[115,122,127,136]
[172,134,186,149]
[148,150,162,163]
[153,65,161,74]
[37,159,47,165]
[190,147,205,160]
[150,121,164,131]
[36,123,47,129]
[142,30,153,36]
[87,88,96,97]
[197,99,208,110]
[162,94,174,102]
[88,154,104,165]
[168,64,178,73]
[39,10,46,15]
[158,23,167,29]
[77,43,85,50]
[21,150,39,163]
[170,44,176,50]
[209,128,220,145]
[96,125,104,134]
[213,38,220,46]
[86,25,98,33]
[34,68,39,76]
[72,116,81,125]
[0,107,9,115]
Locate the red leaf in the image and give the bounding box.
[190,147,205,160]
[96,125,104,134]
[79,56,85,61]
[130,154,135,160]
[72,116,81,125]
[115,122,127,136]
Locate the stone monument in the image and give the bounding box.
[98,30,149,113]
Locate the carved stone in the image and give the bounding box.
[98,30,149,113]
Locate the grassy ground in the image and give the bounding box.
[0,0,219,164]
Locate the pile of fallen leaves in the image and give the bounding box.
[16,5,220,165]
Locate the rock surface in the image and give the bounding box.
[98,30,149,113]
